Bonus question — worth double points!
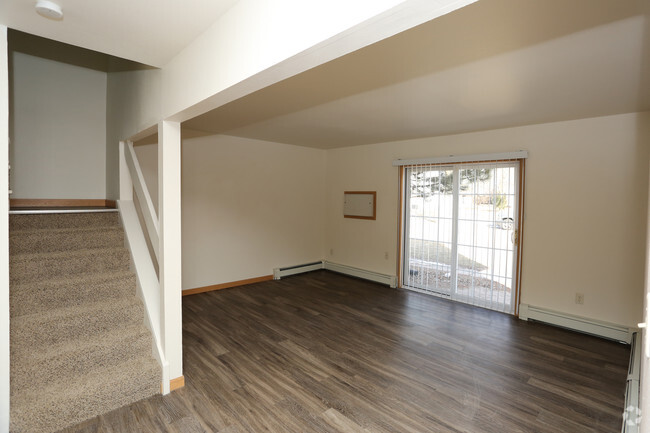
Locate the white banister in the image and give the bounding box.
[117,123,184,393]
[124,141,159,261]
[117,200,169,391]
[118,139,170,393]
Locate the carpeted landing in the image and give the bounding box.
[9,211,160,433]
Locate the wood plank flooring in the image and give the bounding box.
[60,270,630,433]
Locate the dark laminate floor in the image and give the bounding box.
[62,270,629,433]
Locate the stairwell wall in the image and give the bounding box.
[106,68,161,201]
[10,53,107,199]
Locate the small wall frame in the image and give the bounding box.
[343,191,376,220]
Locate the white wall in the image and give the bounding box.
[106,69,161,200]
[11,52,107,199]
[0,25,9,433]
[161,0,476,121]
[326,112,649,328]
[135,134,326,290]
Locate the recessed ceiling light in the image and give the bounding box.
[35,0,63,20]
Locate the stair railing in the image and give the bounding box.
[124,143,159,261]
[117,140,170,394]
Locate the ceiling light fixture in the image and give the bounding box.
[35,0,63,20]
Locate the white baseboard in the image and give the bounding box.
[323,261,398,288]
[519,304,634,343]
[273,260,398,288]
[273,261,324,279]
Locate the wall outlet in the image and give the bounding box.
[575,293,584,305]
[384,251,389,260]
[329,248,334,256]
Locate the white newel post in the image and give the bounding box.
[119,141,133,201]
[158,121,183,384]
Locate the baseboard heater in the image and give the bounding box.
[273,260,398,288]
[519,304,633,344]
[273,261,324,279]
[324,261,398,288]
[622,332,641,433]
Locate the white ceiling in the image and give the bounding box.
[0,0,239,67]
[184,0,650,148]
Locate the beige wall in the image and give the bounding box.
[135,134,326,290]
[133,112,648,327]
[11,52,107,199]
[326,112,649,328]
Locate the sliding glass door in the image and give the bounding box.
[402,161,521,314]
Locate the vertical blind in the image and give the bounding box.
[401,157,523,314]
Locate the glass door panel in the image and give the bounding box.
[403,162,519,314]
[404,167,455,296]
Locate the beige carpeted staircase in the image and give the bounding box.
[9,211,160,433]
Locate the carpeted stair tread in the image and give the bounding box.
[10,226,124,255]
[10,355,160,433]
[9,212,119,231]
[10,271,136,318]
[10,296,145,349]
[10,247,131,284]
[9,212,160,433]
[11,323,153,393]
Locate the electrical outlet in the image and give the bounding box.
[575,293,584,305]
[384,251,389,260]
[329,248,334,256]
